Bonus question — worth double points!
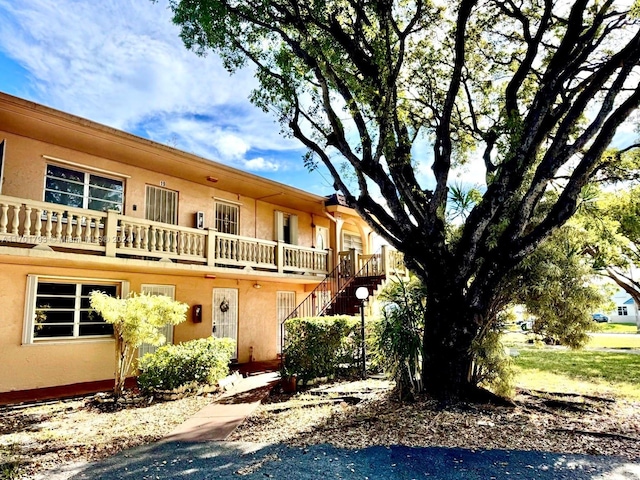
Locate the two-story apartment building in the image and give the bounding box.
[0,92,400,402]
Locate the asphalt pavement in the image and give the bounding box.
[40,441,640,480]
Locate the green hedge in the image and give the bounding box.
[282,316,365,384]
[137,337,236,394]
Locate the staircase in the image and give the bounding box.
[323,274,386,315]
[279,246,408,352]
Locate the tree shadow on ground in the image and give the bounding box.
[62,440,640,480]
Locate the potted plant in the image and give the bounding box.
[279,363,297,393]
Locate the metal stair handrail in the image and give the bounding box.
[279,248,384,357]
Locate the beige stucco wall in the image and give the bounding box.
[0,100,369,396]
[1,132,326,249]
[0,260,305,393]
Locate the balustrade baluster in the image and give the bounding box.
[54,211,63,241]
[0,204,8,234]
[170,231,177,253]
[10,204,20,235]
[45,211,53,241]
[74,216,83,242]
[149,226,157,251]
[155,228,163,251]
[177,232,185,255]
[23,206,32,237]
[84,216,93,242]
[133,225,141,249]
[141,226,149,251]
[222,238,229,259]
[123,224,132,248]
[215,237,222,259]
[65,213,74,241]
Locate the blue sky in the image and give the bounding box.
[1,1,637,200]
[0,0,336,195]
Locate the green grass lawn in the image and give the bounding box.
[587,334,640,349]
[596,322,637,334]
[513,348,640,399]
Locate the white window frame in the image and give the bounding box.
[215,200,240,235]
[275,211,298,245]
[44,163,125,212]
[618,306,628,316]
[145,185,178,225]
[23,275,129,344]
[315,226,329,250]
[342,231,363,253]
[276,291,296,353]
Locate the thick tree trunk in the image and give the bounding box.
[420,283,481,401]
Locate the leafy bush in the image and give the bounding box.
[370,277,425,400]
[283,316,363,385]
[137,337,235,393]
[470,329,514,398]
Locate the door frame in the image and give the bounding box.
[212,287,239,359]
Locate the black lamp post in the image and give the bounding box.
[355,286,369,379]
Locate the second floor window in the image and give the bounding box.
[216,202,239,234]
[146,185,178,225]
[343,232,363,253]
[45,164,124,212]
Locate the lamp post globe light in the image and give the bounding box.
[355,286,369,379]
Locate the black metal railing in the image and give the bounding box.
[279,248,384,358]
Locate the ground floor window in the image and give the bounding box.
[23,276,128,343]
[618,306,628,316]
[139,284,176,357]
[277,291,296,353]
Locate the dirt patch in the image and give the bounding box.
[229,379,640,459]
[0,393,214,479]
[2,379,640,479]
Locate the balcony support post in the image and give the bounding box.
[207,228,217,266]
[276,241,284,273]
[105,209,119,257]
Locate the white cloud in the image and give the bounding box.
[0,0,311,178]
[243,157,280,172]
[0,0,255,129]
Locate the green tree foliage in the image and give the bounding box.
[90,292,188,397]
[580,183,640,309]
[513,226,611,347]
[166,0,640,399]
[371,277,425,400]
[470,330,514,399]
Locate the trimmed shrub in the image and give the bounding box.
[283,316,363,385]
[137,337,235,394]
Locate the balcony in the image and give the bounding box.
[0,195,329,275]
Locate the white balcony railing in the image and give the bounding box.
[0,195,331,275]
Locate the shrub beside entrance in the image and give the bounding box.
[283,316,364,385]
[138,337,236,394]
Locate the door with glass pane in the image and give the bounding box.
[139,285,175,357]
[277,291,296,354]
[212,288,238,359]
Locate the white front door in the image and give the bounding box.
[212,288,238,359]
[139,285,176,357]
[276,291,296,354]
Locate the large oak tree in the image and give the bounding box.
[165,0,640,399]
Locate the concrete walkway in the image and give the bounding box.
[163,371,280,442]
